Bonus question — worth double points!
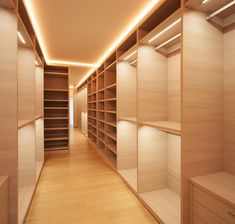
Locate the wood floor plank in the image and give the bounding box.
[25,128,159,224]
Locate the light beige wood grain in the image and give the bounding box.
[224,28,235,175]
[138,127,168,193]
[35,118,44,181]
[192,200,227,224]
[0,176,8,224]
[138,45,168,122]
[119,168,137,192]
[117,121,137,170]
[182,9,224,223]
[168,53,181,122]
[192,183,235,223]
[0,7,18,224]
[168,134,181,195]
[18,47,35,122]
[26,129,159,224]
[140,188,180,224]
[35,66,44,118]
[117,61,137,119]
[18,123,36,224]
[190,172,235,208]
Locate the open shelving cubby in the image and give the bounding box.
[44,66,69,151]
[117,36,138,191]
[137,8,182,224]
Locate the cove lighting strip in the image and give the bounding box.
[77,0,161,87]
[17,31,25,44]
[148,18,181,43]
[23,0,162,85]
[206,1,235,20]
[155,33,181,50]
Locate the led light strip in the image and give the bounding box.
[206,1,235,20]
[130,59,137,65]
[155,33,181,50]
[17,31,25,44]
[201,0,210,4]
[124,50,137,61]
[148,18,181,43]
[47,59,96,68]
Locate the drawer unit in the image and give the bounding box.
[192,185,235,224]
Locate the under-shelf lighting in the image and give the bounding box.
[201,0,210,4]
[148,18,181,43]
[130,59,137,65]
[206,1,235,20]
[155,33,181,50]
[35,60,38,66]
[124,50,137,61]
[17,31,25,44]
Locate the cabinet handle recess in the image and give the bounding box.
[228,211,235,218]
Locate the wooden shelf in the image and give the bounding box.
[106,111,116,114]
[140,188,180,224]
[44,89,68,92]
[18,119,35,129]
[119,168,137,191]
[105,83,116,90]
[45,145,68,151]
[44,137,68,141]
[118,117,137,124]
[44,107,68,110]
[190,172,235,208]
[44,99,68,102]
[139,121,181,135]
[44,72,68,76]
[105,121,116,127]
[44,127,68,131]
[106,132,117,141]
[106,143,117,154]
[105,98,116,101]
[44,117,68,120]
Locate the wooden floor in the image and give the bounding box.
[25,128,159,224]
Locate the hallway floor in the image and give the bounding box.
[26,128,159,224]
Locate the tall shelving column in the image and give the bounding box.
[44,66,69,151]
[116,33,138,192]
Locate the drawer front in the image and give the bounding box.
[193,185,235,224]
[193,200,227,224]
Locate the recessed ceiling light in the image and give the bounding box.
[155,33,181,50]
[148,18,181,43]
[17,31,25,44]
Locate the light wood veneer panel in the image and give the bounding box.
[0,176,8,224]
[18,47,35,123]
[117,62,137,119]
[0,7,18,224]
[35,66,44,118]
[168,53,181,122]
[138,45,168,122]
[117,121,137,170]
[182,9,224,223]
[224,29,235,175]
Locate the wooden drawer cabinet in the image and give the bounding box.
[192,185,235,224]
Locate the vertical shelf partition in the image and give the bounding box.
[44,66,69,151]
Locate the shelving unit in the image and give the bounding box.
[44,66,69,151]
[86,55,118,169]
[76,1,235,224]
[0,1,45,223]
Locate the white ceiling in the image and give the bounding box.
[24,0,159,86]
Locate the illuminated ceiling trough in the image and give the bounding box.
[23,0,162,86]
